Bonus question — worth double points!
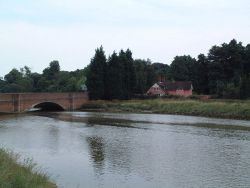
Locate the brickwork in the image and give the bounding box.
[147,82,193,97]
[0,92,89,113]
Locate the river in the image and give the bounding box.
[0,112,250,188]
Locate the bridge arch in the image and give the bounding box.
[32,102,65,111]
[0,92,89,113]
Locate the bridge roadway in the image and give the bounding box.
[0,92,88,113]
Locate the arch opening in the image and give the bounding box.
[32,102,65,112]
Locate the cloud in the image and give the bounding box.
[0,0,249,76]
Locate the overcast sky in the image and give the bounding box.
[0,0,249,76]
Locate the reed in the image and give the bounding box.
[0,149,56,188]
[81,99,250,120]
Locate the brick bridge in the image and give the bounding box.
[0,92,89,113]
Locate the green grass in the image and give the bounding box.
[81,99,250,120]
[0,149,56,188]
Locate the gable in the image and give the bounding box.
[150,83,159,88]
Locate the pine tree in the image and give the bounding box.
[86,46,107,100]
[106,52,123,99]
[118,49,135,99]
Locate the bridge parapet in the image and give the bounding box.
[0,92,88,113]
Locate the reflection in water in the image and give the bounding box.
[34,112,139,129]
[0,112,250,188]
[87,136,105,171]
[47,126,60,153]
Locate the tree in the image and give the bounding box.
[196,54,209,94]
[240,75,250,99]
[243,44,250,76]
[20,66,32,77]
[145,60,157,91]
[125,49,136,98]
[65,77,78,91]
[240,44,250,99]
[17,78,33,92]
[2,83,22,93]
[36,77,50,92]
[30,73,42,92]
[86,46,107,100]
[208,39,244,83]
[3,68,33,92]
[4,69,22,84]
[118,49,135,99]
[151,62,170,82]
[106,52,123,99]
[0,79,6,92]
[133,59,148,94]
[43,60,60,80]
[207,39,245,96]
[169,56,196,81]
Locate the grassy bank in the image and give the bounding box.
[81,99,250,120]
[0,149,56,188]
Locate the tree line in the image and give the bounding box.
[87,39,250,100]
[1,39,250,99]
[0,61,87,93]
[86,47,168,100]
[169,39,250,99]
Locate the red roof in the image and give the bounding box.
[157,81,193,90]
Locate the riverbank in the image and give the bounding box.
[0,149,56,188]
[81,99,250,120]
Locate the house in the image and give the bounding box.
[80,84,88,91]
[146,81,193,97]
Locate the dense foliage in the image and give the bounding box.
[86,47,168,100]
[87,39,250,99]
[1,39,250,99]
[0,61,87,93]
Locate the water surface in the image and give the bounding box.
[0,112,250,188]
